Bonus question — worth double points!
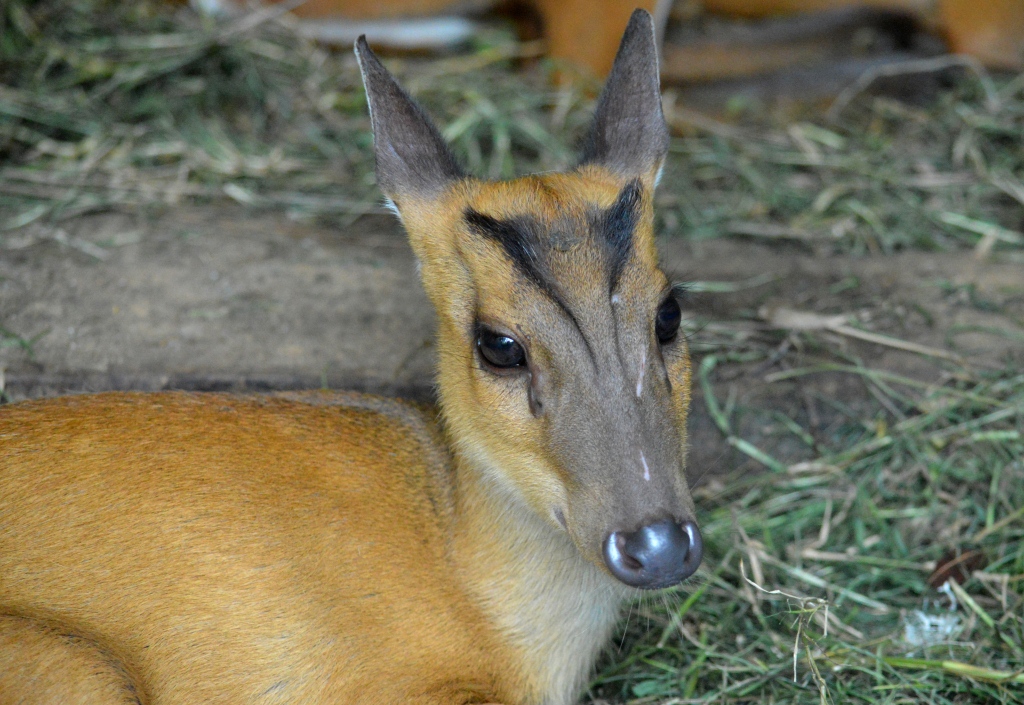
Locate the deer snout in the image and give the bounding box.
[603,519,702,589]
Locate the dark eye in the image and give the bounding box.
[655,295,681,344]
[477,327,527,369]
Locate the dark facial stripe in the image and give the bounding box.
[464,209,597,365]
[603,179,642,291]
[465,210,547,294]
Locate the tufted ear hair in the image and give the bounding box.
[354,36,463,205]
[579,9,669,183]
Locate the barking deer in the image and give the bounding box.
[0,10,701,705]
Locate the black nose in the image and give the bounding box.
[603,519,703,589]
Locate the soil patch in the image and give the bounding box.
[2,205,1022,479]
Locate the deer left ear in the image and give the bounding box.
[354,36,463,205]
[579,9,669,185]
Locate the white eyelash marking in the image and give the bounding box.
[636,348,646,398]
[640,451,650,482]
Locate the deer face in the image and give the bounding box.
[356,10,702,589]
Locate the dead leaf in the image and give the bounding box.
[928,548,987,588]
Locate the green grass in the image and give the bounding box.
[591,361,1023,704]
[3,0,1024,256]
[2,2,1022,703]
[0,323,43,362]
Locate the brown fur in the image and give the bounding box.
[0,12,698,705]
[1,393,510,703]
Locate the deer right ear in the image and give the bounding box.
[354,37,463,206]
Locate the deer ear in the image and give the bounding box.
[580,9,669,183]
[354,36,463,204]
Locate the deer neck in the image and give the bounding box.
[450,452,627,705]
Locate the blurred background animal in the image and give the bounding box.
[191,0,1023,84]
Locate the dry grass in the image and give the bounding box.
[591,352,1023,704]
[3,0,1024,256]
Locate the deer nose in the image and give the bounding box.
[603,519,703,589]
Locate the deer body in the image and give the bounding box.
[0,11,701,705]
[0,392,619,704]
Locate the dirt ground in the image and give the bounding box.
[2,205,1022,479]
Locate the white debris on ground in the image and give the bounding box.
[903,580,963,649]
